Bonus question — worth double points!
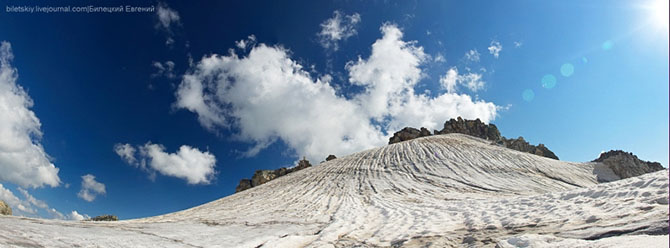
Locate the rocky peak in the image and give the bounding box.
[388,127,432,144]
[325,155,337,161]
[498,137,559,160]
[434,117,502,141]
[0,200,11,216]
[235,157,313,193]
[593,150,664,179]
[388,117,559,160]
[89,215,118,221]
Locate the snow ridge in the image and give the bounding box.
[0,134,667,247]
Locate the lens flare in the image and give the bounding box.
[560,63,574,77]
[522,89,535,102]
[602,40,614,51]
[541,74,557,89]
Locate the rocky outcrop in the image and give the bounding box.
[434,117,502,141]
[326,155,337,161]
[388,127,432,144]
[89,215,118,221]
[235,158,313,193]
[498,137,559,160]
[235,179,253,192]
[0,200,11,216]
[593,150,664,179]
[388,117,559,160]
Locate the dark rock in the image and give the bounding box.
[0,200,11,216]
[235,179,253,193]
[326,155,337,161]
[293,157,312,171]
[434,117,502,141]
[388,117,559,160]
[89,215,118,221]
[235,157,313,193]
[499,136,559,160]
[389,127,432,144]
[593,150,664,179]
[251,170,278,186]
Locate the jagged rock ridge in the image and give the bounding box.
[88,215,118,221]
[235,157,312,192]
[389,117,559,160]
[593,150,664,179]
[0,200,10,216]
[498,136,559,160]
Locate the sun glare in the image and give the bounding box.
[648,0,669,31]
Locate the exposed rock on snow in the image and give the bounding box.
[389,117,559,160]
[89,215,118,221]
[0,200,10,216]
[388,127,432,144]
[0,134,666,247]
[498,136,559,160]
[325,155,337,161]
[593,150,664,179]
[434,117,501,141]
[235,157,313,193]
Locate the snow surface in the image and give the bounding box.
[0,134,667,247]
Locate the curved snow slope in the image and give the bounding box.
[0,134,667,247]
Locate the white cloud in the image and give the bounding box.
[488,40,502,58]
[433,53,446,63]
[440,68,459,93]
[346,24,428,119]
[114,143,137,165]
[440,67,486,93]
[514,41,523,48]
[68,210,89,221]
[317,11,361,50]
[116,143,216,185]
[0,41,61,189]
[464,49,480,62]
[155,3,181,46]
[0,184,35,215]
[0,184,77,219]
[151,61,176,79]
[235,35,257,50]
[174,23,498,163]
[77,174,106,202]
[17,187,48,209]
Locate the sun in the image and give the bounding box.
[647,0,669,31]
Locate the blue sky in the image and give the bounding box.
[0,0,667,220]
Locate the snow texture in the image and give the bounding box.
[0,134,667,247]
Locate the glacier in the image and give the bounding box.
[0,134,667,247]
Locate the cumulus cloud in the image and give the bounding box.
[114,143,137,165]
[317,11,361,50]
[514,41,523,48]
[116,143,216,185]
[174,23,498,163]
[440,67,485,93]
[488,40,502,58]
[17,187,48,209]
[155,2,181,46]
[433,53,446,63]
[235,35,257,50]
[0,41,61,189]
[464,49,480,62]
[151,61,176,79]
[77,174,106,202]
[0,184,80,219]
[68,210,90,221]
[346,24,428,119]
[0,184,35,215]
